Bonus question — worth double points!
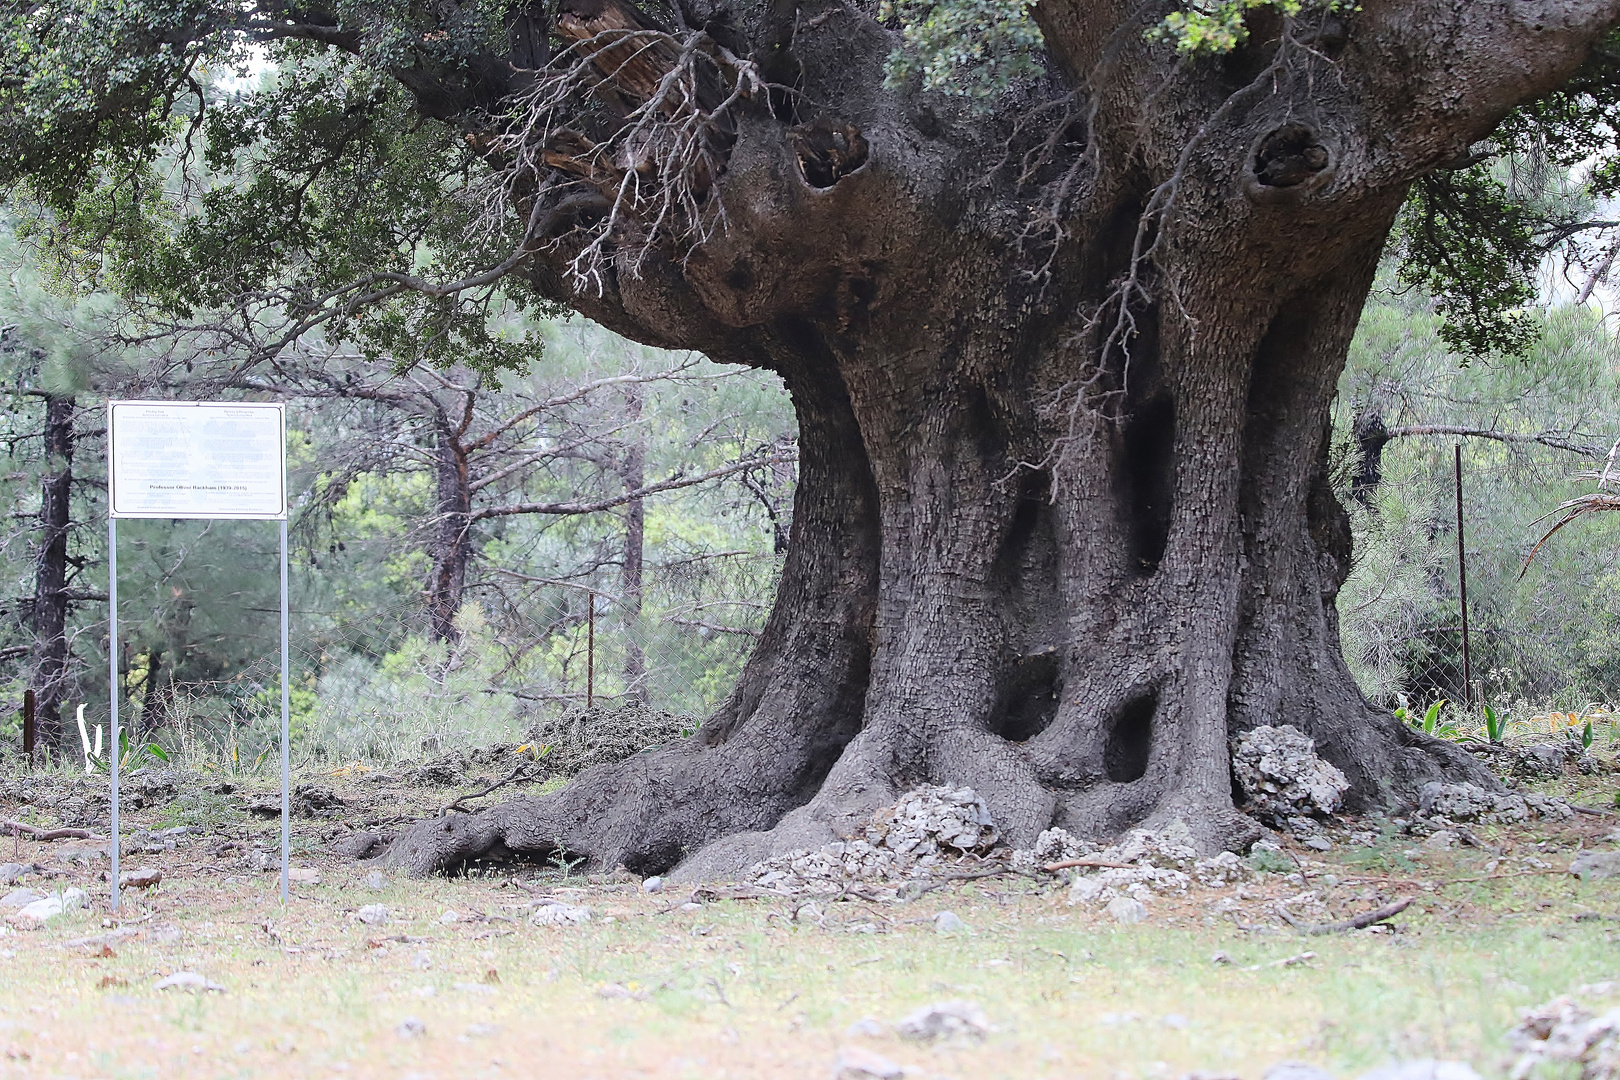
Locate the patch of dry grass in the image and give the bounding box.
[0,799,1617,1080]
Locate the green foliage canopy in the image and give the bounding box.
[3,0,1620,362]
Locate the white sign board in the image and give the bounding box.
[108,401,286,519]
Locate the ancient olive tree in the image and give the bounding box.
[6,0,1620,875]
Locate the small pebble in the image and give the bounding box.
[356,904,389,926]
[641,876,663,893]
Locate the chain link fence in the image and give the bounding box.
[1339,438,1620,721]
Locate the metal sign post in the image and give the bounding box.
[107,401,289,911]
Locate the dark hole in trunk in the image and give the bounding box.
[991,649,1061,742]
[1104,689,1156,782]
[1120,395,1175,576]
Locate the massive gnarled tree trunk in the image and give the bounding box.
[384,0,1620,876]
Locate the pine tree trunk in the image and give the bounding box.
[619,387,647,701]
[30,394,74,750]
[427,420,473,642]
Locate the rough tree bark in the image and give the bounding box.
[617,385,647,700]
[29,393,74,750]
[427,411,475,643]
[380,0,1620,876]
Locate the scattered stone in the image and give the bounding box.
[1420,782,1574,824]
[1422,831,1457,853]
[1106,896,1148,924]
[641,875,664,894]
[847,1017,886,1037]
[895,999,990,1042]
[1571,852,1620,882]
[11,887,86,927]
[934,910,966,934]
[59,841,111,865]
[1231,725,1350,825]
[10,896,62,925]
[529,902,591,927]
[835,1045,905,1079]
[365,870,387,890]
[1354,1061,1483,1080]
[1515,743,1572,779]
[1068,822,1199,909]
[1509,993,1620,1080]
[1008,827,1098,872]
[439,909,459,924]
[0,888,42,909]
[412,951,432,971]
[867,785,1000,857]
[1302,837,1333,852]
[464,1023,501,1039]
[0,864,36,886]
[154,971,225,992]
[356,904,389,926]
[1263,1063,1337,1080]
[118,868,161,889]
[1194,852,1253,887]
[287,867,321,885]
[396,1017,426,1039]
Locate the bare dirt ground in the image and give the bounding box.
[0,752,1617,1080]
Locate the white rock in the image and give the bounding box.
[287,868,321,885]
[1106,896,1147,924]
[364,870,387,889]
[895,999,990,1042]
[1232,725,1349,825]
[0,888,43,909]
[641,876,664,893]
[61,888,87,911]
[438,909,459,924]
[934,910,966,934]
[529,902,591,926]
[356,904,389,925]
[835,1045,904,1079]
[13,896,63,923]
[396,1017,426,1038]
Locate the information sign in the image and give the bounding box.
[105,398,292,912]
[108,401,286,519]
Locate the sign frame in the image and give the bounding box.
[105,400,293,911]
[107,400,287,520]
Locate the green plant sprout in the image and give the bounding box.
[1483,703,1506,744]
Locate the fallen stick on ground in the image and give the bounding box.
[902,865,1044,899]
[1277,896,1414,935]
[0,820,94,841]
[1042,858,1139,871]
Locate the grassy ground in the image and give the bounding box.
[0,766,1616,1079]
